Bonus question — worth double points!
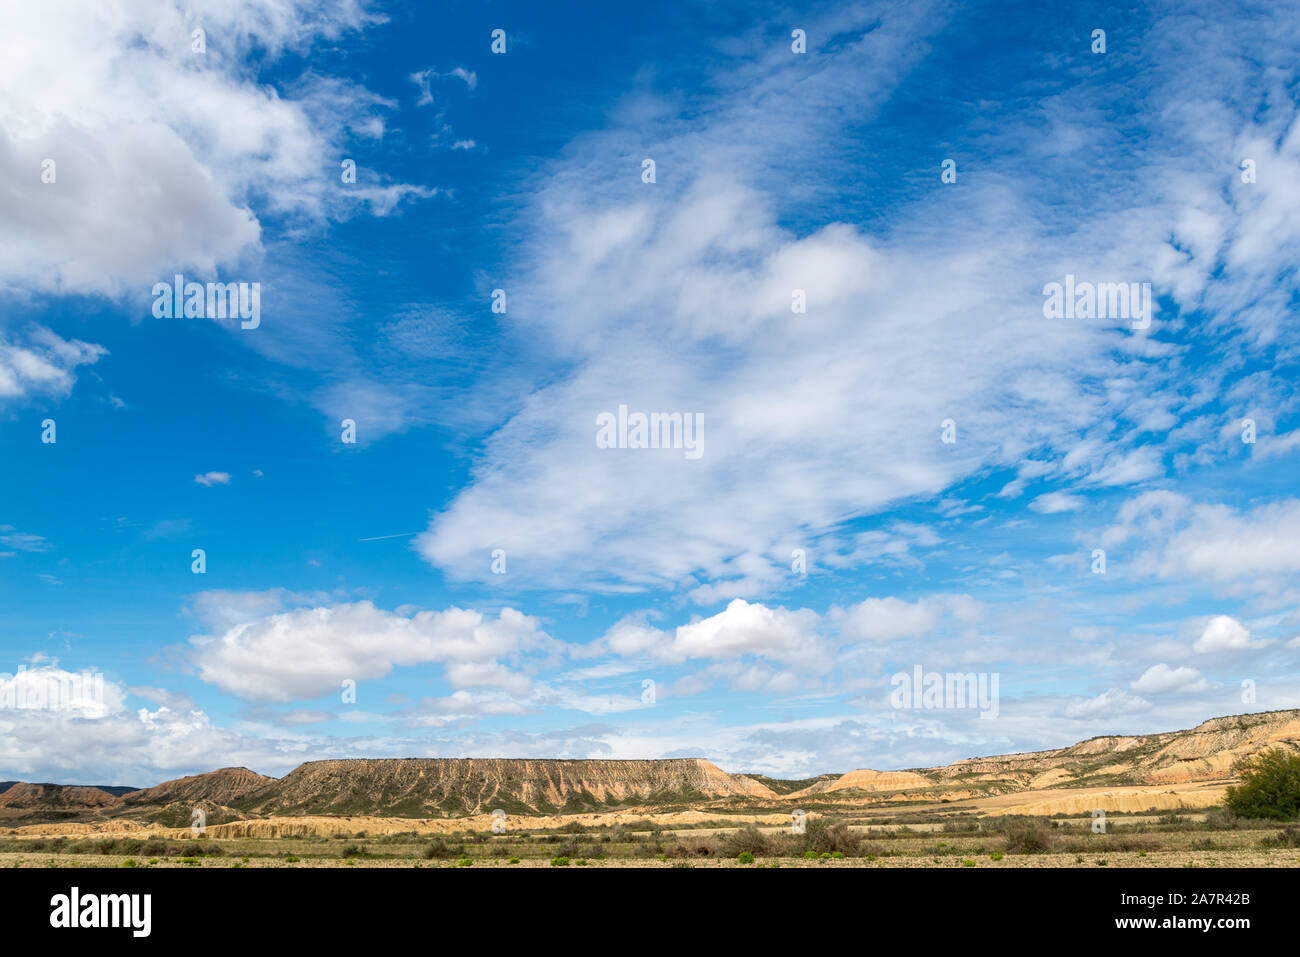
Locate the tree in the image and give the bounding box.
[1224,748,1300,820]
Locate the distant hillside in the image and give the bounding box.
[0,782,137,797]
[0,782,123,809]
[5,709,1299,824]
[801,709,1300,798]
[234,757,777,817]
[121,767,274,808]
[743,773,839,795]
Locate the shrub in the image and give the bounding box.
[737,851,755,864]
[141,840,168,857]
[284,855,300,863]
[423,838,466,859]
[989,851,1003,861]
[1263,825,1300,848]
[456,857,473,867]
[998,817,1054,854]
[1224,749,1300,820]
[1203,807,1249,830]
[122,859,137,868]
[719,825,768,858]
[509,857,520,864]
[803,850,818,860]
[550,856,570,867]
[341,844,366,858]
[962,859,976,867]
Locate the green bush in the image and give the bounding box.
[341,844,366,858]
[550,856,570,867]
[423,837,466,859]
[989,851,1003,861]
[719,825,768,858]
[1224,749,1300,820]
[456,857,473,867]
[801,819,863,856]
[737,851,755,864]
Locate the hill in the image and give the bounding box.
[233,757,777,816]
[121,767,274,808]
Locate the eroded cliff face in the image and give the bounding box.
[122,767,275,807]
[0,783,122,809]
[7,710,1298,824]
[238,757,777,816]
[811,709,1300,796]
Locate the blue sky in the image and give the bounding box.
[2,0,1299,786]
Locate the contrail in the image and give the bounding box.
[358,531,420,542]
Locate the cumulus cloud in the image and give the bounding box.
[1193,615,1269,654]
[0,0,430,298]
[190,598,552,702]
[194,471,231,486]
[1131,663,1210,695]
[669,599,824,665]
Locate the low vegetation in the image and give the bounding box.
[1224,749,1300,820]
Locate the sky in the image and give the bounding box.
[2,0,1299,787]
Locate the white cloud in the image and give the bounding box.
[0,525,52,552]
[1030,491,1084,514]
[668,599,824,666]
[1064,688,1151,719]
[190,599,551,702]
[0,0,429,299]
[1193,615,1269,654]
[1131,663,1210,695]
[840,596,941,642]
[1105,494,1300,597]
[414,5,1199,595]
[0,326,106,402]
[194,471,232,486]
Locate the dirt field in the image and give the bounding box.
[3,782,1297,868]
